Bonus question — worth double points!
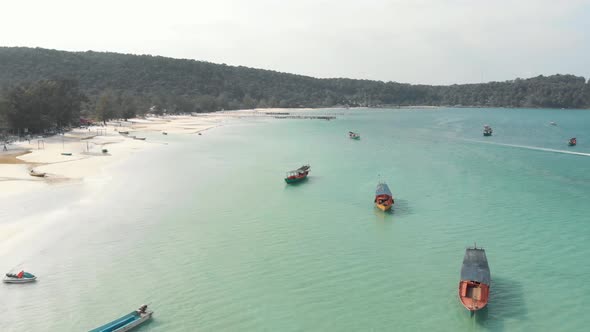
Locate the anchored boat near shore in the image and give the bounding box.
[483,125,493,136]
[459,244,491,312]
[89,305,153,332]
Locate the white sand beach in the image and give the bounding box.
[0,113,235,198]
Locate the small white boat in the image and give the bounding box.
[3,271,37,283]
[550,122,557,126]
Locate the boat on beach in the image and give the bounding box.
[459,244,491,312]
[349,131,360,139]
[568,138,577,146]
[61,152,72,156]
[118,131,129,135]
[374,182,394,211]
[483,125,493,136]
[3,271,37,283]
[133,137,146,141]
[29,170,46,177]
[285,165,310,184]
[89,305,153,332]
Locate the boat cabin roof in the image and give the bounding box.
[375,183,392,197]
[460,248,491,284]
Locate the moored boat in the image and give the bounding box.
[550,121,557,126]
[459,244,491,312]
[89,305,153,332]
[285,165,310,184]
[349,131,360,139]
[483,125,493,136]
[29,170,46,177]
[568,137,577,146]
[3,271,37,283]
[374,182,394,211]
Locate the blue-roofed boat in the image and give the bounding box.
[374,182,394,211]
[89,305,153,332]
[459,245,491,312]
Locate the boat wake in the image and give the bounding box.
[465,140,590,157]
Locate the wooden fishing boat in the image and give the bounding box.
[374,182,394,211]
[162,132,168,135]
[3,271,37,283]
[29,170,46,177]
[483,125,493,136]
[349,131,360,140]
[285,165,310,184]
[133,137,146,141]
[568,138,577,146]
[89,305,153,332]
[459,244,491,312]
[61,152,72,156]
[118,131,130,135]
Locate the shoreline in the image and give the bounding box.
[0,113,233,198]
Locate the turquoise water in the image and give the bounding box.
[1,108,590,331]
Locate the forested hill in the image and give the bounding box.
[0,47,589,111]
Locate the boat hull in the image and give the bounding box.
[89,310,153,332]
[458,281,490,311]
[483,133,492,136]
[3,277,37,283]
[375,203,392,211]
[285,174,308,184]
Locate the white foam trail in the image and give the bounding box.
[465,139,590,157]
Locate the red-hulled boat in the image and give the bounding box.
[459,244,491,312]
[568,138,577,146]
[284,165,310,184]
[374,182,394,211]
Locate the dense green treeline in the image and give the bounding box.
[1,47,589,133]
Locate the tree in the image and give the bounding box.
[95,90,116,124]
[0,79,85,133]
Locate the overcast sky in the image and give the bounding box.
[1,0,589,85]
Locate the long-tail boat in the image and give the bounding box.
[284,165,310,184]
[349,131,360,139]
[483,125,493,136]
[459,244,491,312]
[89,305,153,332]
[374,182,394,211]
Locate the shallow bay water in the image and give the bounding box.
[1,108,589,331]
